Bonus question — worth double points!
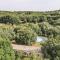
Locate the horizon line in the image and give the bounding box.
[0,9,60,12]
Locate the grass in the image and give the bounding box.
[32,42,42,47]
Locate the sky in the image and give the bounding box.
[0,0,60,11]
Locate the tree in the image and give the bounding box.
[14,25,37,45]
[38,16,47,22]
[41,37,60,60]
[0,35,15,60]
[0,15,20,24]
[28,23,40,35]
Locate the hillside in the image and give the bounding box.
[0,10,60,60]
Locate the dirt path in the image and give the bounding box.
[12,44,41,51]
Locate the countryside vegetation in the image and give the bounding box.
[0,10,60,60]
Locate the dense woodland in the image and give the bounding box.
[0,10,60,60]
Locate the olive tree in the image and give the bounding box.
[14,25,37,45]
